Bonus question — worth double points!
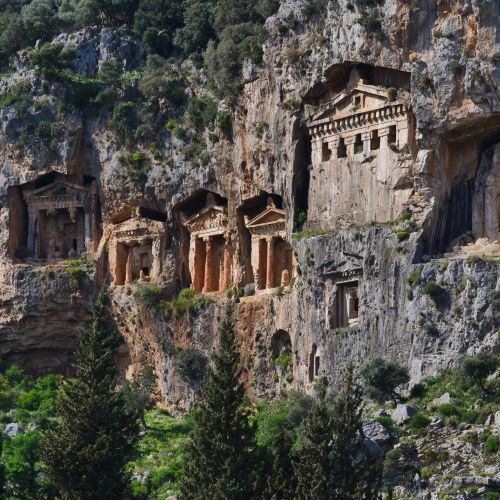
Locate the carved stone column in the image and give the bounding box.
[151,238,161,280]
[27,206,37,255]
[222,241,232,290]
[361,131,370,153]
[125,248,133,284]
[204,236,214,292]
[266,236,275,289]
[378,127,390,150]
[84,209,91,255]
[344,135,356,157]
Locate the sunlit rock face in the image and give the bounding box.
[0,1,499,411]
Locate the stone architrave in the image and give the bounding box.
[244,199,295,291]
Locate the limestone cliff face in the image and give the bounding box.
[0,0,499,409]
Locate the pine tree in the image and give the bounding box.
[263,428,296,500]
[180,306,255,499]
[294,378,334,500]
[330,364,363,497]
[42,289,139,500]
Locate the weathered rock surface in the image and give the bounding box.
[0,1,497,415]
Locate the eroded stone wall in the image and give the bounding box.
[0,0,499,409]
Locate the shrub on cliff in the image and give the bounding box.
[27,42,76,80]
[460,353,499,395]
[175,348,208,384]
[42,289,139,498]
[180,307,256,498]
[134,283,163,307]
[361,358,409,404]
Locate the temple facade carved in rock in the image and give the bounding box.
[244,198,294,291]
[181,193,232,293]
[305,67,415,229]
[9,173,100,261]
[107,211,168,286]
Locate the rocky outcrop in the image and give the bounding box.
[0,1,498,410]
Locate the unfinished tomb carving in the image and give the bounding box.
[305,65,415,228]
[108,210,168,285]
[421,125,500,257]
[181,193,232,293]
[244,198,294,291]
[9,173,99,261]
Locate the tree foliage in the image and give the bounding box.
[460,353,499,395]
[42,289,139,499]
[294,368,382,499]
[361,357,410,404]
[180,307,256,498]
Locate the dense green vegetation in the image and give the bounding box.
[43,289,139,498]
[0,302,497,499]
[0,0,280,98]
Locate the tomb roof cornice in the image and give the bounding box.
[307,102,409,139]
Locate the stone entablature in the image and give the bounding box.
[107,213,167,286]
[244,199,294,291]
[308,103,409,140]
[181,195,232,293]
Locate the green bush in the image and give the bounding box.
[406,268,421,287]
[460,353,499,394]
[273,352,292,371]
[119,151,150,185]
[134,284,163,307]
[187,97,217,129]
[484,435,499,455]
[357,12,381,32]
[175,348,208,383]
[374,415,397,434]
[178,288,195,300]
[460,409,479,424]
[215,111,231,135]
[486,492,500,500]
[255,392,313,449]
[396,230,410,242]
[112,101,138,139]
[423,281,446,303]
[409,383,426,399]
[407,412,431,430]
[361,358,409,404]
[437,403,459,417]
[27,42,76,80]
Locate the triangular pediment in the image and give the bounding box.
[30,181,87,198]
[310,83,389,123]
[184,205,228,233]
[246,207,286,228]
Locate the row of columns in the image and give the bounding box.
[26,204,94,258]
[191,234,232,293]
[313,121,409,164]
[254,235,292,291]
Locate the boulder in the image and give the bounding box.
[432,392,455,406]
[4,423,22,437]
[484,411,500,427]
[362,420,393,446]
[391,404,417,425]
